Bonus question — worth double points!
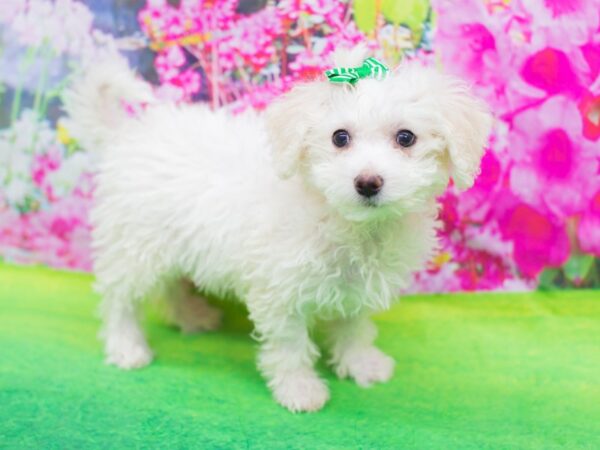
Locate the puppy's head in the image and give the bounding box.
[266,50,492,222]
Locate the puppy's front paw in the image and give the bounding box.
[334,346,394,387]
[271,370,330,413]
[105,335,153,370]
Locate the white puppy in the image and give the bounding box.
[65,47,491,412]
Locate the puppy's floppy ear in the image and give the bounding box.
[438,76,493,191]
[265,82,328,179]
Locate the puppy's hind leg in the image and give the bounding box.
[163,278,222,334]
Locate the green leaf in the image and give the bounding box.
[538,268,559,291]
[563,253,595,284]
[382,0,429,30]
[354,0,377,33]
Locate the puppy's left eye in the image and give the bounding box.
[395,130,416,148]
[332,129,351,148]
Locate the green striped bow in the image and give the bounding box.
[325,57,389,85]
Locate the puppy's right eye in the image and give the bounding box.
[332,129,351,148]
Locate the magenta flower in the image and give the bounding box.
[580,91,600,141]
[153,46,203,101]
[498,202,570,277]
[578,190,600,257]
[155,46,186,79]
[509,95,599,218]
[31,151,61,203]
[0,199,92,271]
[513,0,600,47]
[226,7,282,72]
[456,149,503,223]
[432,0,511,110]
[34,196,92,270]
[520,47,582,96]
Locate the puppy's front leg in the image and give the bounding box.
[326,315,395,387]
[254,313,329,413]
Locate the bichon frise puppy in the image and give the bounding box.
[65,47,491,412]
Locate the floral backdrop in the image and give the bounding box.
[0,0,599,292]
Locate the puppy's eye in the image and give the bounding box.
[395,129,416,148]
[332,129,351,148]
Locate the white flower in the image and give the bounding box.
[6,0,117,59]
[47,152,94,198]
[0,118,34,179]
[4,178,29,205]
[3,110,56,156]
[8,152,31,178]
[0,0,24,23]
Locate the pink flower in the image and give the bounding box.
[498,202,570,277]
[520,47,582,96]
[456,149,504,223]
[155,46,186,81]
[177,70,202,97]
[33,197,92,270]
[432,0,511,110]
[438,191,460,235]
[500,2,599,113]
[154,47,202,101]
[454,248,512,291]
[0,198,92,271]
[31,150,62,202]
[225,6,282,72]
[580,42,600,90]
[578,190,600,256]
[513,0,600,48]
[232,77,294,112]
[580,92,600,141]
[509,95,599,218]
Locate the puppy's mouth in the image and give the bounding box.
[361,197,381,208]
[340,197,399,222]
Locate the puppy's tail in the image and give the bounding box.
[62,57,156,152]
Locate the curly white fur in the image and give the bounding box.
[65,49,491,413]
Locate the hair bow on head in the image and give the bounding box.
[325,57,389,85]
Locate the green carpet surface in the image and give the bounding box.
[0,263,599,449]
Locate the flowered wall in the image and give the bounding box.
[1,0,599,292]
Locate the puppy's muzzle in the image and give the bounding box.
[354,174,384,198]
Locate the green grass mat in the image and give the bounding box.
[0,263,599,449]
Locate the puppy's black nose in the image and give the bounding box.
[354,174,384,198]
